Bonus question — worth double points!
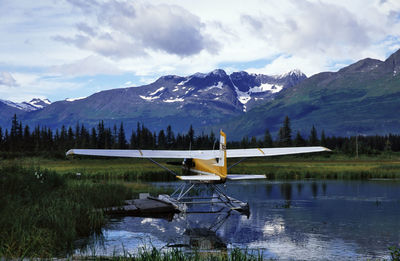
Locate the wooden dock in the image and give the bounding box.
[104,195,180,219]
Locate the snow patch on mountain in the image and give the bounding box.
[249,83,283,93]
[66,97,86,102]
[140,94,161,101]
[149,87,165,96]
[204,81,224,91]
[164,98,184,103]
[177,78,189,86]
[235,88,251,104]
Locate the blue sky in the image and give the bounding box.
[0,0,400,102]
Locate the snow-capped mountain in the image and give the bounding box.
[0,98,51,112]
[23,98,51,110]
[11,69,305,133]
[126,68,306,112]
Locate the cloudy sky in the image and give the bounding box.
[1,0,400,102]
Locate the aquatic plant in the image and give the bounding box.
[389,246,400,261]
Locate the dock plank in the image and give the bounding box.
[134,197,176,213]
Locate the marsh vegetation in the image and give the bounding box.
[0,163,168,258]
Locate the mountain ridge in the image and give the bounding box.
[0,69,305,132]
[2,49,400,140]
[221,49,400,140]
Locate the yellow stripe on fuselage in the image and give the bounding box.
[183,130,228,182]
[192,158,222,176]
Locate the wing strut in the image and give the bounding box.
[227,157,247,170]
[146,158,179,177]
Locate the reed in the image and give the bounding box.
[0,164,165,258]
[77,247,264,260]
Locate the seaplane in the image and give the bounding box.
[66,130,330,214]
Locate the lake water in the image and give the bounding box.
[75,180,400,260]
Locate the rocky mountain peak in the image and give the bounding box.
[338,58,383,74]
[26,98,51,108]
[383,48,400,76]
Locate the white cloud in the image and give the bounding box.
[242,2,371,59]
[56,1,220,58]
[0,72,84,102]
[0,72,18,87]
[50,55,123,77]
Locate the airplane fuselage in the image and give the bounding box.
[182,158,227,183]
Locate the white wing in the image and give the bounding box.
[226,146,330,158]
[226,174,266,180]
[66,149,219,159]
[67,146,330,159]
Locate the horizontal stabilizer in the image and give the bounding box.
[177,175,220,181]
[227,174,266,180]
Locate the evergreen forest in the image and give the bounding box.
[1,114,400,158]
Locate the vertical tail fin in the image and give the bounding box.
[217,130,227,178]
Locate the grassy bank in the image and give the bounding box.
[230,157,400,180]
[7,157,179,181]
[6,154,400,181]
[0,164,167,258]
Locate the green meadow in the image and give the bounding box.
[6,153,400,181]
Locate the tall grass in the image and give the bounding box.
[0,164,135,258]
[79,247,264,260]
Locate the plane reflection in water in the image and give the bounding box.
[167,212,231,250]
[75,180,400,260]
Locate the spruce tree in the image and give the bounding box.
[309,125,319,146]
[250,136,257,147]
[118,122,126,149]
[4,130,9,151]
[130,130,137,149]
[0,127,2,151]
[10,114,18,151]
[97,121,105,148]
[278,116,292,146]
[23,125,31,151]
[158,130,166,148]
[166,125,174,148]
[188,125,194,145]
[112,124,118,148]
[263,129,273,147]
[294,131,306,147]
[90,127,97,148]
[60,125,67,151]
[320,130,327,147]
